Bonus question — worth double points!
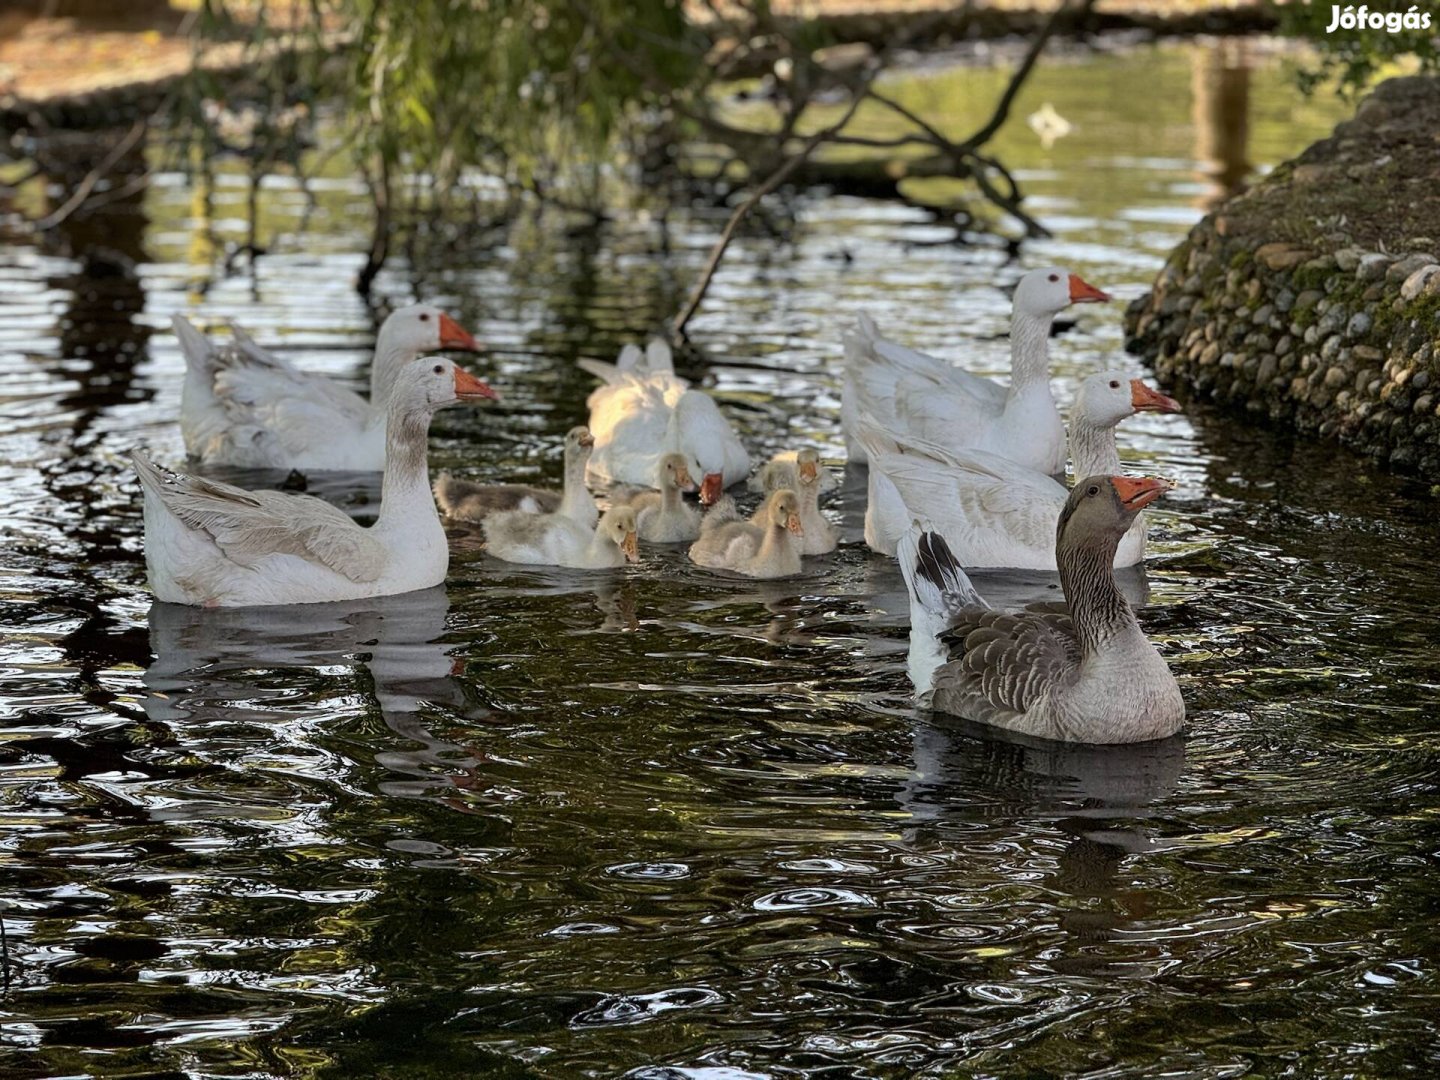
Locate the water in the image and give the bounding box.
[3,39,1439,1078]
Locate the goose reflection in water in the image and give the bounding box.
[899,713,1185,970]
[143,586,491,809]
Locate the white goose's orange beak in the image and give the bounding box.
[699,472,725,506]
[1111,475,1171,511]
[1130,379,1181,414]
[1068,274,1111,304]
[621,530,640,563]
[786,513,804,535]
[453,366,498,401]
[438,312,483,352]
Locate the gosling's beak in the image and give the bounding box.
[699,473,725,506]
[1111,475,1172,511]
[453,366,498,401]
[676,466,695,492]
[786,512,804,535]
[438,312,483,352]
[578,430,595,448]
[621,530,640,563]
[799,460,819,482]
[1130,379,1181,414]
[1068,274,1111,304]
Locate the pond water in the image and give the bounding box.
[3,38,1439,1079]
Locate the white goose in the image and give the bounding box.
[842,267,1110,474]
[858,373,1180,567]
[582,339,751,490]
[485,505,641,570]
[132,358,497,607]
[176,303,481,471]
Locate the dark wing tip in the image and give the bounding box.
[917,531,962,590]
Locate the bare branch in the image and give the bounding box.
[673,75,876,338]
[34,120,148,231]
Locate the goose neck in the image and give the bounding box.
[375,403,441,535]
[1057,530,1134,654]
[370,328,421,408]
[1008,310,1055,394]
[1067,418,1122,479]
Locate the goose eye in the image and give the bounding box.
[419,313,430,322]
[1048,273,1059,282]
[1086,484,1100,496]
[432,364,443,374]
[1109,380,1120,389]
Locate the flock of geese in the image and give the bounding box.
[131,266,1188,745]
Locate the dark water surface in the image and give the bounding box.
[3,41,1439,1078]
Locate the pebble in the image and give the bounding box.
[1356,253,1392,282]
[1400,264,1440,301]
[1346,311,1372,339]
[1386,253,1437,283]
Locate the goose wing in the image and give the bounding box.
[131,451,385,581]
[932,607,1081,722]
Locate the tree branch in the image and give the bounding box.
[672,76,877,338]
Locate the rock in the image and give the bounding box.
[1346,311,1372,339]
[1120,76,1440,481]
[1335,247,1364,272]
[1356,253,1392,282]
[1400,264,1440,300]
[1386,253,1437,282]
[1255,242,1314,271]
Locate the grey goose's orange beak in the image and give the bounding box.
[1111,475,1171,511]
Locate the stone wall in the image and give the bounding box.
[1124,75,1440,480]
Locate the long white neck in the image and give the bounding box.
[374,404,442,540]
[560,450,596,521]
[370,323,422,408]
[1067,418,1122,478]
[1007,310,1056,397]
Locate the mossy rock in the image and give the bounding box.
[1125,76,1440,482]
